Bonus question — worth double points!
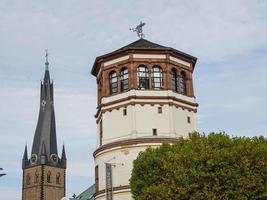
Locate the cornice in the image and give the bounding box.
[93,137,178,158]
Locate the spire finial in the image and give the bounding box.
[45,49,49,71]
[130,21,146,39]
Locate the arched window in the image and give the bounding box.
[26,174,31,185]
[47,171,51,183]
[152,66,163,89]
[137,65,149,90]
[171,68,178,92]
[109,71,118,95]
[56,173,60,184]
[34,170,39,183]
[180,71,187,95]
[120,68,129,92]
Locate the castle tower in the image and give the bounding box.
[91,38,198,200]
[22,52,67,200]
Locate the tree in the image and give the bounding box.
[130,133,267,200]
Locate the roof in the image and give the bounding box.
[31,69,58,158]
[116,38,169,50]
[91,38,197,76]
[70,184,95,200]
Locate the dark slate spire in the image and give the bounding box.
[61,144,66,160]
[22,144,29,168]
[31,50,58,162]
[60,144,67,168]
[23,144,28,160]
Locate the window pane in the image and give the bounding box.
[152,66,162,89]
[109,72,118,95]
[171,68,178,92]
[138,65,149,89]
[120,68,129,92]
[180,73,187,95]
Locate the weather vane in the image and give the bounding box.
[130,21,146,38]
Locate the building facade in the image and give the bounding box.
[22,56,67,200]
[91,39,198,200]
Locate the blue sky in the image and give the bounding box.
[0,0,266,199]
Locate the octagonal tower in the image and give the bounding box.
[91,38,198,200]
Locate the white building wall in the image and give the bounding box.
[98,103,197,146]
[95,145,159,200]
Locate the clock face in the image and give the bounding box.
[31,154,37,163]
[50,154,58,163]
[41,100,46,107]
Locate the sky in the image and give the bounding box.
[0,0,266,199]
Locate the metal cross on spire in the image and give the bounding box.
[45,49,49,71]
[130,21,146,38]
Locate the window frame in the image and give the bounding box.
[120,67,129,92]
[180,71,187,95]
[137,65,149,90]
[171,68,178,92]
[152,65,163,90]
[109,71,118,95]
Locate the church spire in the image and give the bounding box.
[30,51,59,166]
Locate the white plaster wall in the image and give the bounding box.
[135,104,171,137]
[101,107,132,145]
[172,107,197,138]
[95,145,150,192]
[98,103,197,146]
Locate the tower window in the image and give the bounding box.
[109,71,118,95]
[152,66,163,89]
[187,116,191,124]
[153,129,157,136]
[120,68,129,92]
[95,165,99,193]
[34,170,39,184]
[158,107,162,114]
[171,68,178,92]
[180,71,187,95]
[26,174,31,185]
[56,173,60,184]
[47,171,51,183]
[100,120,103,146]
[137,65,149,90]
[123,108,127,116]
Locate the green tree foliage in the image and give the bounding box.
[130,133,267,200]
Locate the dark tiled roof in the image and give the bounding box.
[91,38,197,76]
[116,38,169,50]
